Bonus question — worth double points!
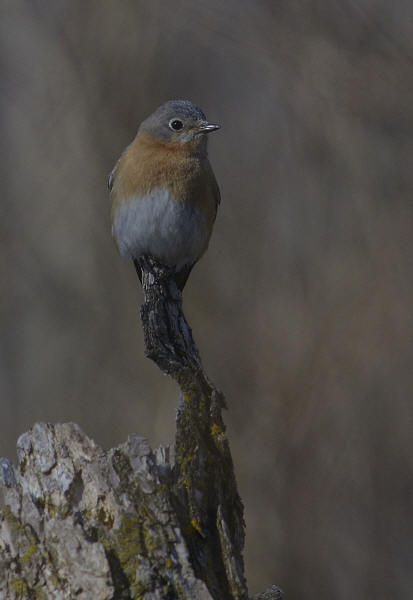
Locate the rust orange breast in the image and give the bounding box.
[111,133,218,223]
[110,132,220,261]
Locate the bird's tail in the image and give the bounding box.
[133,258,193,291]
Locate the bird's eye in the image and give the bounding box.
[169,119,184,131]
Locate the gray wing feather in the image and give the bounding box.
[108,142,132,192]
[108,170,115,191]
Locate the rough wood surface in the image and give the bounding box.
[0,256,282,599]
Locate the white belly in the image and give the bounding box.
[112,188,207,269]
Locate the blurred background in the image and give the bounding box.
[1,1,413,598]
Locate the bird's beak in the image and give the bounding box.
[198,122,221,133]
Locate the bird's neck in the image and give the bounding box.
[136,132,208,159]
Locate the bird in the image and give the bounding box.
[109,100,221,291]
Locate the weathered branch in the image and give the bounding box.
[0,256,282,599]
[139,256,246,599]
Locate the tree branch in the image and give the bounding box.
[139,255,246,599]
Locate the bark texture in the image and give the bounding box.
[0,256,282,599]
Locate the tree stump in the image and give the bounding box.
[0,257,282,599]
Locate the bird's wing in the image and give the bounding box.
[108,143,132,192]
[108,169,115,191]
[205,160,221,218]
[212,173,221,214]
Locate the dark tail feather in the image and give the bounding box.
[174,263,194,291]
[133,259,142,284]
[133,259,194,291]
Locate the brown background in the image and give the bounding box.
[1,1,413,598]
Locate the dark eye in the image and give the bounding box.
[169,119,184,131]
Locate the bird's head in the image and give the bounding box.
[138,100,220,151]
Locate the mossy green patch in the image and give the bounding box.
[190,518,203,536]
[211,422,222,436]
[97,506,114,529]
[11,579,29,596]
[3,506,39,565]
[3,505,22,532]
[117,515,144,566]
[34,587,47,600]
[21,542,38,565]
[143,527,161,552]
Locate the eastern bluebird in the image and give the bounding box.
[109,100,221,290]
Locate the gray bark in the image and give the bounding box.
[0,256,282,599]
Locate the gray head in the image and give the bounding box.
[139,100,220,146]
